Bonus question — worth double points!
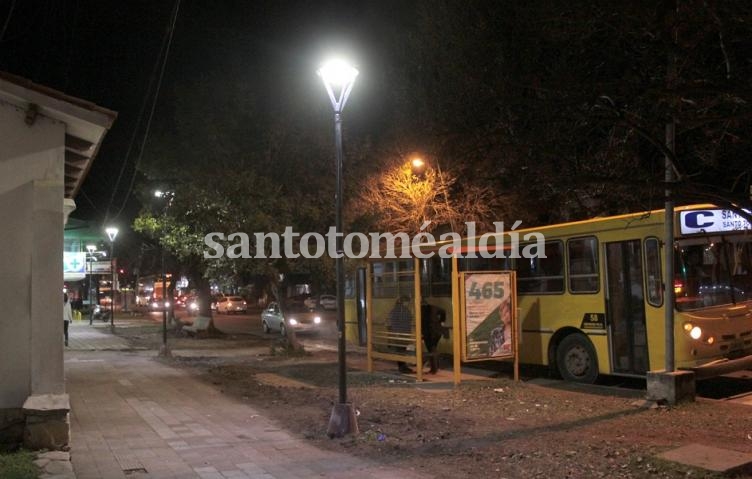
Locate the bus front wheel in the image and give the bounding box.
[556,334,598,384]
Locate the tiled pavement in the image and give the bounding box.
[65,324,428,479]
[67,320,135,351]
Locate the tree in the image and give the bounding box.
[384,0,752,223]
[350,157,503,235]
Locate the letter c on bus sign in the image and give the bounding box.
[684,211,714,229]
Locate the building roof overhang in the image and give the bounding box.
[0,71,117,198]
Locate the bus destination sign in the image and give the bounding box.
[679,209,752,235]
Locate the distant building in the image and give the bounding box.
[0,71,116,450]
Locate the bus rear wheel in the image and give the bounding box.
[556,334,598,384]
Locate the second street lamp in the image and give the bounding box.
[318,58,359,438]
[105,227,119,331]
[154,190,172,357]
[86,244,96,324]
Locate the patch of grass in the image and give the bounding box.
[0,450,39,479]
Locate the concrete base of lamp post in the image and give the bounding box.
[646,370,695,405]
[326,403,358,438]
[158,344,172,358]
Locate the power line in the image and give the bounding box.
[0,0,16,42]
[105,0,182,223]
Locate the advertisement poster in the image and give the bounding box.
[463,272,516,360]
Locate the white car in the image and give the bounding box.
[261,302,322,335]
[303,294,338,310]
[318,294,337,310]
[215,296,247,314]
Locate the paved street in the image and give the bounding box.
[65,322,426,479]
[128,309,340,349]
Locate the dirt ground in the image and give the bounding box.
[115,322,752,479]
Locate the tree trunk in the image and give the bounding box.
[193,272,223,337]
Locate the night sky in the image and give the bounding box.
[0,0,408,225]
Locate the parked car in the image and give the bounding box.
[303,294,338,310]
[261,302,322,335]
[149,298,170,311]
[215,295,247,314]
[186,296,199,315]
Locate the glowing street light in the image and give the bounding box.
[318,57,359,438]
[411,157,426,176]
[153,190,172,357]
[86,244,96,325]
[105,226,119,331]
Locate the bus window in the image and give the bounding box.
[372,261,394,298]
[518,241,564,294]
[567,237,599,293]
[644,238,662,306]
[373,260,415,298]
[458,256,511,272]
[424,256,451,297]
[675,238,752,310]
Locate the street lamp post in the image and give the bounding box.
[318,58,359,438]
[105,227,119,331]
[86,244,96,324]
[154,190,172,357]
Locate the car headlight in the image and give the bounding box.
[165,301,170,308]
[689,326,702,340]
[189,303,198,310]
[314,316,321,324]
[151,302,158,309]
[288,318,298,326]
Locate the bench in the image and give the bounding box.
[183,316,211,337]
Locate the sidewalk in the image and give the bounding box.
[67,320,135,351]
[65,323,427,479]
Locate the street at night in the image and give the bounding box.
[3,1,752,478]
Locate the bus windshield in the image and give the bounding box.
[675,237,752,311]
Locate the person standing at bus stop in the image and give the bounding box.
[63,293,73,347]
[388,296,414,373]
[421,299,447,374]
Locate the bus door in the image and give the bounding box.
[605,240,649,375]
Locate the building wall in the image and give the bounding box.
[0,99,65,409]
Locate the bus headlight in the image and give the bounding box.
[683,322,693,332]
[689,326,702,340]
[705,336,715,345]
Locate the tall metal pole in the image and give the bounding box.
[87,256,93,325]
[664,120,676,372]
[110,242,115,331]
[162,249,168,348]
[320,59,358,437]
[334,111,347,405]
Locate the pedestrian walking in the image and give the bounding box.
[63,293,73,347]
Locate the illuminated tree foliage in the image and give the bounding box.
[351,159,502,235]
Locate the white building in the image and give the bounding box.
[0,71,116,449]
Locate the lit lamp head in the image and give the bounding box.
[86,244,96,254]
[105,227,119,243]
[154,190,164,198]
[411,157,426,176]
[317,58,359,113]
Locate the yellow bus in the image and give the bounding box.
[344,204,752,382]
